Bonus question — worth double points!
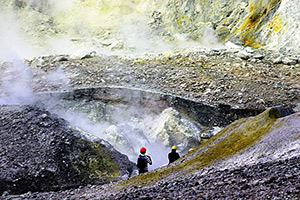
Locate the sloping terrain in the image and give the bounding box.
[1,1,300,199]
[0,105,134,195]
[114,107,298,186]
[4,107,299,199]
[1,45,299,199]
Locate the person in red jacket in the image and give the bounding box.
[136,147,152,174]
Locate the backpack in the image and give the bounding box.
[137,155,148,170]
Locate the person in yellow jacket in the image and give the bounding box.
[168,146,180,164]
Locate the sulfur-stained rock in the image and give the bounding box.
[150,107,203,152]
[2,0,300,54]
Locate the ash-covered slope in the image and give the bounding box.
[0,105,134,195]
[118,106,299,184]
[5,107,299,199]
[93,107,300,199]
[103,156,300,199]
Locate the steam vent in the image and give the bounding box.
[0,0,299,199]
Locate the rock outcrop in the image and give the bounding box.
[150,107,203,151]
[36,90,220,166]
[0,105,134,195]
[36,86,268,164]
[1,0,300,54]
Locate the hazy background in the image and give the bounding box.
[0,0,224,60]
[0,0,222,169]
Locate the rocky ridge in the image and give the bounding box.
[25,46,300,111]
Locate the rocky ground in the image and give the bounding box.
[1,47,300,199]
[92,156,300,200]
[4,156,299,199]
[0,105,134,197]
[24,47,300,111]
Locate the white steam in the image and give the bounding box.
[0,60,35,105]
[118,17,173,54]
[45,101,173,170]
[201,26,225,49]
[0,0,219,170]
[0,11,38,60]
[0,12,36,105]
[46,67,70,90]
[0,0,225,59]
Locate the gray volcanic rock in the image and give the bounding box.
[103,157,300,200]
[24,48,300,112]
[122,157,300,199]
[6,154,300,199]
[3,108,299,199]
[0,105,134,195]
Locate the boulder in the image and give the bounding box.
[150,107,203,152]
[237,50,251,60]
[282,57,298,65]
[269,105,295,118]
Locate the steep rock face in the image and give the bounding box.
[1,0,300,54]
[0,105,134,195]
[162,0,300,53]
